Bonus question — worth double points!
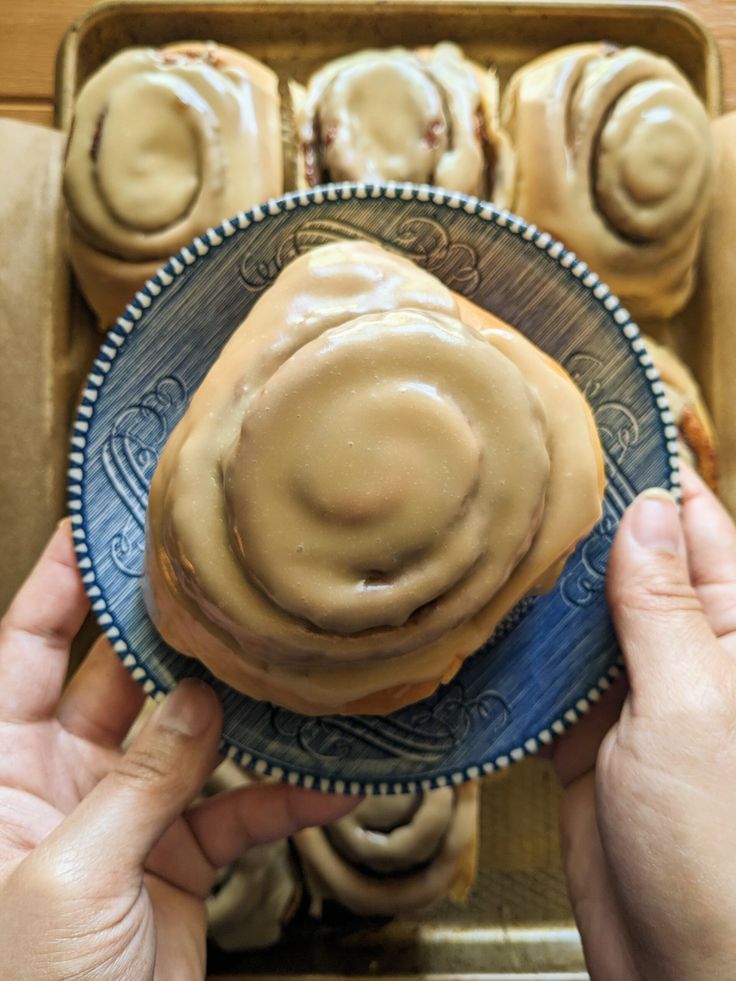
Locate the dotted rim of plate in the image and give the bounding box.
[67,181,680,794]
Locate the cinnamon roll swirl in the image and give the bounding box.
[144,240,604,715]
[64,42,282,326]
[294,784,478,916]
[502,43,713,320]
[294,43,512,201]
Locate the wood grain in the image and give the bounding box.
[0,0,92,99]
[687,0,736,110]
[0,100,55,125]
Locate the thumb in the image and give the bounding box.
[43,678,222,882]
[606,488,718,704]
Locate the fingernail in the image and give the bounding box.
[153,678,218,738]
[630,488,682,555]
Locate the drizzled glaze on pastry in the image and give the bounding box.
[295,43,511,200]
[144,241,604,715]
[225,308,549,636]
[295,784,478,915]
[64,43,282,323]
[502,43,713,320]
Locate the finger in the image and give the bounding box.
[553,676,628,788]
[37,679,222,883]
[559,772,641,981]
[0,520,89,722]
[57,635,145,746]
[187,782,359,869]
[144,812,217,900]
[606,488,720,709]
[679,463,736,647]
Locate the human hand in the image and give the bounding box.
[554,464,736,981]
[0,521,355,981]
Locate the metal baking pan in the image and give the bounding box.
[50,2,722,978]
[56,0,721,127]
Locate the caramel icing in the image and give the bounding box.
[64,42,282,324]
[502,43,713,320]
[294,43,512,203]
[294,783,478,916]
[144,240,603,714]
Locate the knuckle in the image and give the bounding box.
[609,564,703,619]
[115,744,173,789]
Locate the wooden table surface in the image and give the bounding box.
[0,0,735,123]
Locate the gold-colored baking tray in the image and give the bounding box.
[44,2,721,979]
[56,0,722,126]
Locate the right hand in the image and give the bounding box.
[554,465,736,980]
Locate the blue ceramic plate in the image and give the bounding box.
[69,184,678,794]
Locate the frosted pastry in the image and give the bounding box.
[144,240,604,715]
[699,113,736,507]
[294,784,478,916]
[205,761,300,951]
[502,43,713,320]
[293,43,512,202]
[64,42,283,326]
[644,336,717,490]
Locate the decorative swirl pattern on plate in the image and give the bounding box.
[102,376,186,576]
[240,214,479,293]
[271,682,509,763]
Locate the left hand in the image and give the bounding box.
[0,520,355,981]
[553,465,736,980]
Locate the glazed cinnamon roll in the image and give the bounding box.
[144,240,604,715]
[294,784,478,916]
[205,761,300,951]
[502,43,713,320]
[64,42,283,326]
[293,43,512,201]
[644,337,718,490]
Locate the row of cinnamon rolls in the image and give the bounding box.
[64,39,713,325]
[206,760,478,952]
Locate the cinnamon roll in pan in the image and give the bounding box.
[699,114,736,506]
[293,43,512,202]
[643,336,718,491]
[502,43,714,321]
[64,42,283,326]
[144,240,604,716]
[205,761,301,951]
[294,784,478,917]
